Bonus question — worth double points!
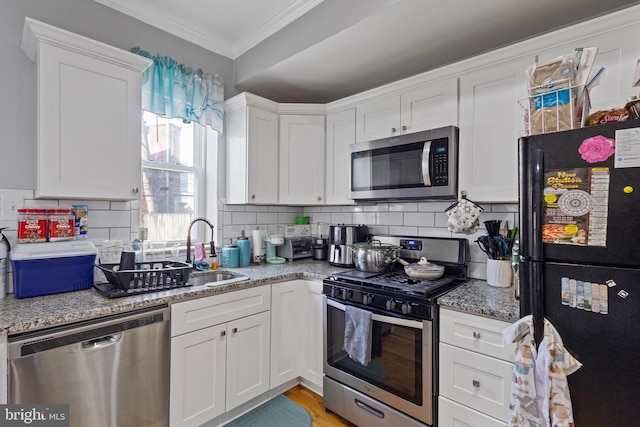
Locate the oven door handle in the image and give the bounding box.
[326,298,423,330]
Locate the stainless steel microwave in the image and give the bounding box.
[349,126,459,201]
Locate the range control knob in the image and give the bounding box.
[385,299,396,311]
[401,303,412,315]
[362,294,373,305]
[330,287,340,298]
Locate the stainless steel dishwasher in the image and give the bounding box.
[8,305,170,427]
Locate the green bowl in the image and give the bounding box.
[296,216,310,224]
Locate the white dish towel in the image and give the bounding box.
[344,305,373,366]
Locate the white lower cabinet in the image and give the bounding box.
[439,308,514,426]
[439,396,506,427]
[270,280,324,392]
[170,287,271,427]
[300,280,324,389]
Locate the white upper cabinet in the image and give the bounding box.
[225,93,279,204]
[355,79,458,142]
[278,114,326,205]
[458,57,531,203]
[21,18,151,200]
[537,27,640,114]
[325,108,356,205]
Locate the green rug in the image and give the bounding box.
[225,395,312,427]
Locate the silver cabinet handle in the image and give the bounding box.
[251,194,256,199]
[391,127,397,133]
[131,187,139,193]
[402,125,407,131]
[473,331,481,339]
[220,330,226,337]
[317,196,322,201]
[472,380,480,388]
[232,327,238,334]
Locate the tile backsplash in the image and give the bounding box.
[220,200,519,281]
[0,189,518,296]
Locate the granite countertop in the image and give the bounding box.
[438,279,520,322]
[0,259,351,335]
[1,260,520,335]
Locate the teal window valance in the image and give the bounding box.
[132,47,224,133]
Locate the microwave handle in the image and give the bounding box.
[421,140,432,186]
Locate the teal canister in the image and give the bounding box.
[221,239,239,268]
[236,230,251,267]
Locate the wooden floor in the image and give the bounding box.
[284,385,357,427]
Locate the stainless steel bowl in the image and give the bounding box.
[349,242,399,272]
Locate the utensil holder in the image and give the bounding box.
[486,259,512,287]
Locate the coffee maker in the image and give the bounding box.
[328,224,369,267]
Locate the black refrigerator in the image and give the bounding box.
[519,119,640,426]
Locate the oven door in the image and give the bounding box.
[323,296,432,425]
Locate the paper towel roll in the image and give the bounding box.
[252,229,264,257]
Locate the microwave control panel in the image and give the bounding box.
[431,137,449,186]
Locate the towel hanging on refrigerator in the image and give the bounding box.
[503,315,582,427]
[344,305,373,366]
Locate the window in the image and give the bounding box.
[140,111,209,243]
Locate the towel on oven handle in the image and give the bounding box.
[344,305,373,366]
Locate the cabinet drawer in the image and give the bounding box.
[440,308,514,362]
[171,286,270,336]
[438,396,506,427]
[439,343,512,422]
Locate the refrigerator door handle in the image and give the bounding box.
[531,149,544,262]
[530,148,545,346]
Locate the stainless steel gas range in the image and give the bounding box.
[323,235,468,427]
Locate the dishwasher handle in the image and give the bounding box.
[81,333,122,350]
[8,305,169,359]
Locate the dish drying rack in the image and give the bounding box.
[94,260,191,298]
[518,80,590,136]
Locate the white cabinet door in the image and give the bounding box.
[355,79,458,142]
[537,30,640,114]
[301,280,324,390]
[325,108,356,205]
[226,103,279,204]
[440,308,514,362]
[438,396,507,427]
[279,115,326,205]
[270,281,302,387]
[458,57,531,202]
[356,95,401,142]
[226,311,271,411]
[170,326,226,427]
[400,79,459,133]
[247,107,280,204]
[25,25,149,200]
[439,343,513,422]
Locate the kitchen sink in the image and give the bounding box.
[188,271,250,287]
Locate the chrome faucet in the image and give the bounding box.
[186,217,215,264]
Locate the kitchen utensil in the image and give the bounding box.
[483,220,502,237]
[397,257,445,280]
[349,241,399,272]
